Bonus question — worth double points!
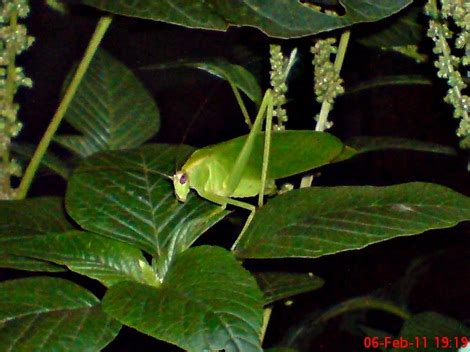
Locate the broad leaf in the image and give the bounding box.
[5,230,159,287]
[66,144,229,258]
[255,271,324,305]
[347,136,457,156]
[83,0,412,39]
[12,143,70,179]
[235,182,470,258]
[147,58,262,104]
[55,49,160,157]
[0,197,74,272]
[0,277,121,351]
[346,75,433,95]
[0,197,74,240]
[393,312,470,352]
[103,246,264,351]
[0,254,64,272]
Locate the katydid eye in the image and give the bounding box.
[179,174,187,184]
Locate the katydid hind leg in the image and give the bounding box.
[258,88,274,207]
[223,89,273,195]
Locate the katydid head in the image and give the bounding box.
[172,170,190,202]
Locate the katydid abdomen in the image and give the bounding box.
[181,130,344,199]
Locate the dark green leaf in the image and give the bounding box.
[356,7,423,48]
[11,143,70,179]
[235,183,470,258]
[5,230,159,287]
[66,145,229,257]
[0,277,120,351]
[346,75,433,95]
[0,197,75,272]
[146,58,262,104]
[0,197,74,240]
[0,254,65,272]
[255,271,324,305]
[103,246,264,351]
[82,0,412,39]
[331,145,357,163]
[55,49,160,157]
[393,312,470,352]
[346,136,457,156]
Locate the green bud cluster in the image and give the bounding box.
[311,38,344,129]
[269,45,297,131]
[0,0,33,199]
[425,0,469,145]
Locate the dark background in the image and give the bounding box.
[9,1,470,350]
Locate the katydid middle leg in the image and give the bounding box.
[196,189,256,251]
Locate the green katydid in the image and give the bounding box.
[171,89,347,245]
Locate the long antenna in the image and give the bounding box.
[174,80,223,170]
[75,165,172,180]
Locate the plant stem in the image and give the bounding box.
[317,296,411,323]
[1,9,18,195]
[428,0,438,15]
[260,306,272,345]
[300,174,314,188]
[315,29,351,132]
[5,10,18,107]
[287,296,410,345]
[16,16,112,199]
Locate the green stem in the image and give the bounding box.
[315,29,351,132]
[300,174,314,188]
[16,16,112,199]
[428,0,438,16]
[260,306,272,345]
[1,9,18,194]
[316,296,411,323]
[5,10,18,107]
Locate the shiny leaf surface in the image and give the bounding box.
[5,230,159,287]
[83,0,412,39]
[55,49,160,157]
[66,145,229,257]
[103,246,264,351]
[235,183,470,258]
[0,277,120,351]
